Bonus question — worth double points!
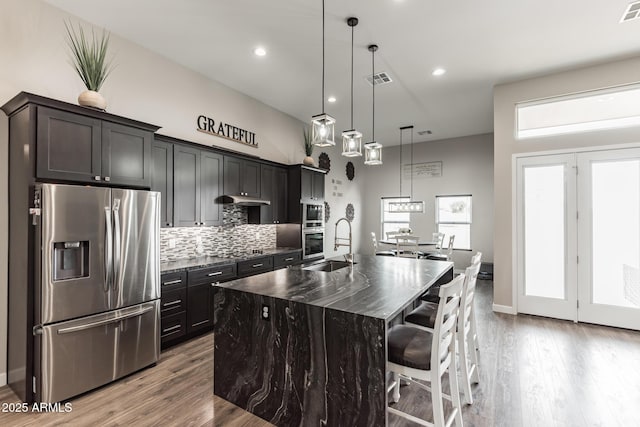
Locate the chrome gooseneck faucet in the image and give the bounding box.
[334,217,353,263]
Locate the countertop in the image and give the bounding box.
[215,254,453,321]
[160,247,302,273]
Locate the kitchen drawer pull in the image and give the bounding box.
[163,279,182,286]
[163,300,182,307]
[208,271,223,277]
[192,320,209,327]
[162,325,182,334]
[252,263,263,268]
[284,257,294,262]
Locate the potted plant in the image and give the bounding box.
[65,21,114,110]
[303,127,314,166]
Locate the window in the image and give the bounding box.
[436,195,472,250]
[381,197,410,239]
[516,83,640,139]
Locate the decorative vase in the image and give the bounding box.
[303,156,315,166]
[78,90,107,111]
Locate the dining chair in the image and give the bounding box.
[427,235,455,261]
[370,232,395,257]
[395,235,420,258]
[387,274,465,427]
[432,232,445,254]
[405,261,482,405]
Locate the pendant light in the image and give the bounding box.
[364,44,382,165]
[341,17,363,157]
[388,126,425,213]
[311,0,336,147]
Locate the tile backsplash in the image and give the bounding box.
[160,205,277,262]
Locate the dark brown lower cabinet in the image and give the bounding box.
[187,283,214,333]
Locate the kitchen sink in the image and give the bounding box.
[303,260,356,272]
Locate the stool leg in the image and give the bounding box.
[458,328,474,405]
[470,308,480,384]
[392,372,400,403]
[448,352,464,427]
[431,374,445,427]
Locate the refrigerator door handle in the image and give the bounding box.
[104,207,113,293]
[56,306,154,335]
[113,199,121,294]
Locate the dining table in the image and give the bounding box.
[379,239,438,246]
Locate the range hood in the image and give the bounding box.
[221,195,271,206]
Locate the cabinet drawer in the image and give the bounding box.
[273,251,302,269]
[161,312,187,343]
[188,263,236,285]
[161,287,187,315]
[160,271,187,290]
[237,256,274,277]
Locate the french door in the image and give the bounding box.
[517,148,640,330]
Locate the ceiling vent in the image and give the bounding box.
[417,130,432,136]
[366,72,393,86]
[621,1,640,22]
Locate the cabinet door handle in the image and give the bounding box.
[284,257,294,262]
[208,271,223,277]
[94,176,101,181]
[163,300,182,307]
[163,279,182,286]
[104,176,111,182]
[252,263,263,268]
[162,325,181,334]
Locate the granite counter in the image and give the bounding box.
[213,254,453,426]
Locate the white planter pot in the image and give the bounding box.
[303,156,315,166]
[78,90,107,110]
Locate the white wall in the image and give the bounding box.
[314,149,364,258]
[493,55,640,310]
[0,0,315,386]
[359,134,494,269]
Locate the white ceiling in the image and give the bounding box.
[45,0,640,146]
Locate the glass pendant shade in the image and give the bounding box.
[364,141,382,165]
[342,129,362,157]
[388,200,425,213]
[311,113,336,147]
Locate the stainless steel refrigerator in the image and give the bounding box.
[32,183,160,403]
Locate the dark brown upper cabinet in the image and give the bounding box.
[287,165,327,223]
[151,138,174,227]
[36,105,153,188]
[300,167,325,203]
[258,164,288,224]
[223,156,260,198]
[173,144,223,227]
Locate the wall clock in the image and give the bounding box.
[318,152,331,171]
[346,203,355,222]
[346,161,355,181]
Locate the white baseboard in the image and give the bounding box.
[0,372,6,387]
[492,304,516,315]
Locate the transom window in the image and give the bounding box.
[436,195,472,250]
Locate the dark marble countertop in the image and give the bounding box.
[215,254,453,321]
[160,247,302,273]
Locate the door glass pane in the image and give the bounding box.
[524,165,566,299]
[592,160,640,307]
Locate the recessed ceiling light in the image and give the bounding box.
[328,96,336,103]
[432,68,446,76]
[253,47,267,57]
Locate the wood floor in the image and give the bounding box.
[0,280,639,426]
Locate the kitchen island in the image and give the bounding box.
[213,254,453,426]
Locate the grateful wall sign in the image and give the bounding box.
[197,114,258,148]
